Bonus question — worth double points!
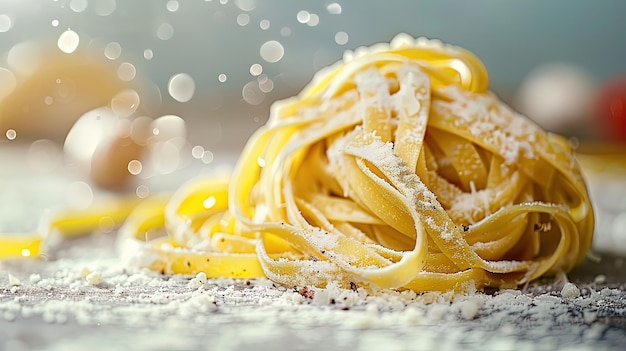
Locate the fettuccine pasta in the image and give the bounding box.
[1,34,594,293]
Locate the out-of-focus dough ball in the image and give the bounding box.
[0,42,126,142]
[515,62,595,134]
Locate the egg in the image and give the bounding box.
[90,133,145,191]
[64,107,151,191]
[63,107,121,167]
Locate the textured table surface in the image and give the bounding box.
[0,145,625,351]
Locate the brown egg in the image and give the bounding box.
[90,133,145,191]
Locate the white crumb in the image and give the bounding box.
[188,272,207,289]
[29,273,41,284]
[179,293,217,315]
[80,267,91,278]
[560,282,581,298]
[458,299,481,320]
[85,271,102,285]
[8,274,21,286]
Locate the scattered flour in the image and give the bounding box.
[0,236,624,351]
[29,273,41,284]
[0,139,625,351]
[8,273,21,286]
[561,282,581,298]
[85,271,102,286]
[458,298,481,320]
[188,272,208,289]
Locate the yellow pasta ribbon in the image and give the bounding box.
[0,34,594,293]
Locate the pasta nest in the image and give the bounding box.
[120,34,594,293]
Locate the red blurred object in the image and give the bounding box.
[595,76,626,141]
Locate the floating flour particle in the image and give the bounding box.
[561,282,581,298]
[8,273,21,286]
[85,271,102,285]
[29,273,41,284]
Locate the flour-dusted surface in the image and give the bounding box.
[1,146,625,351]
[0,240,625,351]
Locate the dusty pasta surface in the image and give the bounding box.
[2,34,595,293]
[115,34,593,293]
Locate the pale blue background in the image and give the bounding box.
[1,0,624,148]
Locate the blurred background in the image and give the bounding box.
[0,0,626,251]
[1,0,625,147]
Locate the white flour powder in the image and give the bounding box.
[1,235,624,351]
